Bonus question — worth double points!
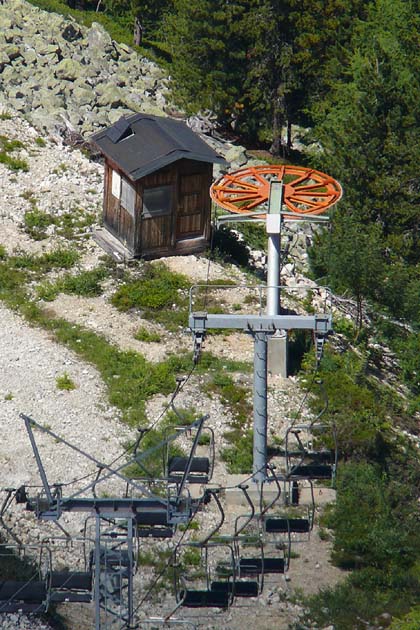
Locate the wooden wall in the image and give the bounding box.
[102,157,212,258]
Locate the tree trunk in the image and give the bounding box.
[269,99,283,156]
[133,15,143,46]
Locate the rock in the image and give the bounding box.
[224,144,248,167]
[72,86,94,107]
[61,22,83,42]
[54,58,83,81]
[4,45,21,61]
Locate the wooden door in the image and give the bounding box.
[176,174,206,240]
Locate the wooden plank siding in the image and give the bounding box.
[102,158,212,258]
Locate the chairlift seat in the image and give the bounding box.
[289,464,332,479]
[0,580,46,601]
[265,518,310,534]
[239,557,285,575]
[211,580,259,598]
[180,588,230,608]
[135,510,174,538]
[0,580,46,603]
[49,571,92,591]
[168,457,210,483]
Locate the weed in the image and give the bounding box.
[53,162,69,174]
[0,135,28,172]
[56,372,76,391]
[24,209,55,240]
[134,326,161,343]
[37,266,108,301]
[34,137,46,147]
[10,248,79,275]
[0,153,29,172]
[4,392,13,401]
[0,136,25,152]
[54,207,96,239]
[0,113,12,121]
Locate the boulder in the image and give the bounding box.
[4,44,21,61]
[97,85,125,108]
[73,86,94,107]
[55,58,83,81]
[61,22,83,42]
[32,89,65,111]
[87,22,113,54]
[0,16,12,31]
[21,49,37,66]
[224,144,248,167]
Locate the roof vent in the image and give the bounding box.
[107,117,133,144]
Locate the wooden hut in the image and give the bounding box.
[91,114,227,259]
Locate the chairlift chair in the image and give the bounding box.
[263,480,316,544]
[166,425,215,485]
[0,543,51,614]
[210,485,263,600]
[170,490,236,613]
[285,422,337,483]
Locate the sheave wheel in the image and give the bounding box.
[210,165,342,218]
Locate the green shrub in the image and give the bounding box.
[328,462,417,571]
[24,209,55,240]
[112,262,190,330]
[0,153,29,172]
[61,267,108,297]
[56,372,76,391]
[34,137,46,147]
[390,607,420,630]
[134,326,161,343]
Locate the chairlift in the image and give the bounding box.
[0,543,51,614]
[210,485,263,600]
[166,424,215,485]
[285,422,337,482]
[263,480,315,543]
[171,490,235,612]
[284,381,337,483]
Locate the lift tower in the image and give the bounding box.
[190,165,342,483]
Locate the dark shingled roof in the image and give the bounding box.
[91,113,227,181]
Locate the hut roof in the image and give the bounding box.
[91,114,227,181]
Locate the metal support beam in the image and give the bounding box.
[253,333,268,483]
[189,312,332,334]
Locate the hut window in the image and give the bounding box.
[111,170,121,198]
[143,185,172,218]
[121,178,136,217]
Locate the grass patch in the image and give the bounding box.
[111,262,190,331]
[37,266,108,301]
[0,134,28,172]
[56,372,76,391]
[24,206,97,241]
[134,326,161,343]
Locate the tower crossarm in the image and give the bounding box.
[189,312,332,335]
